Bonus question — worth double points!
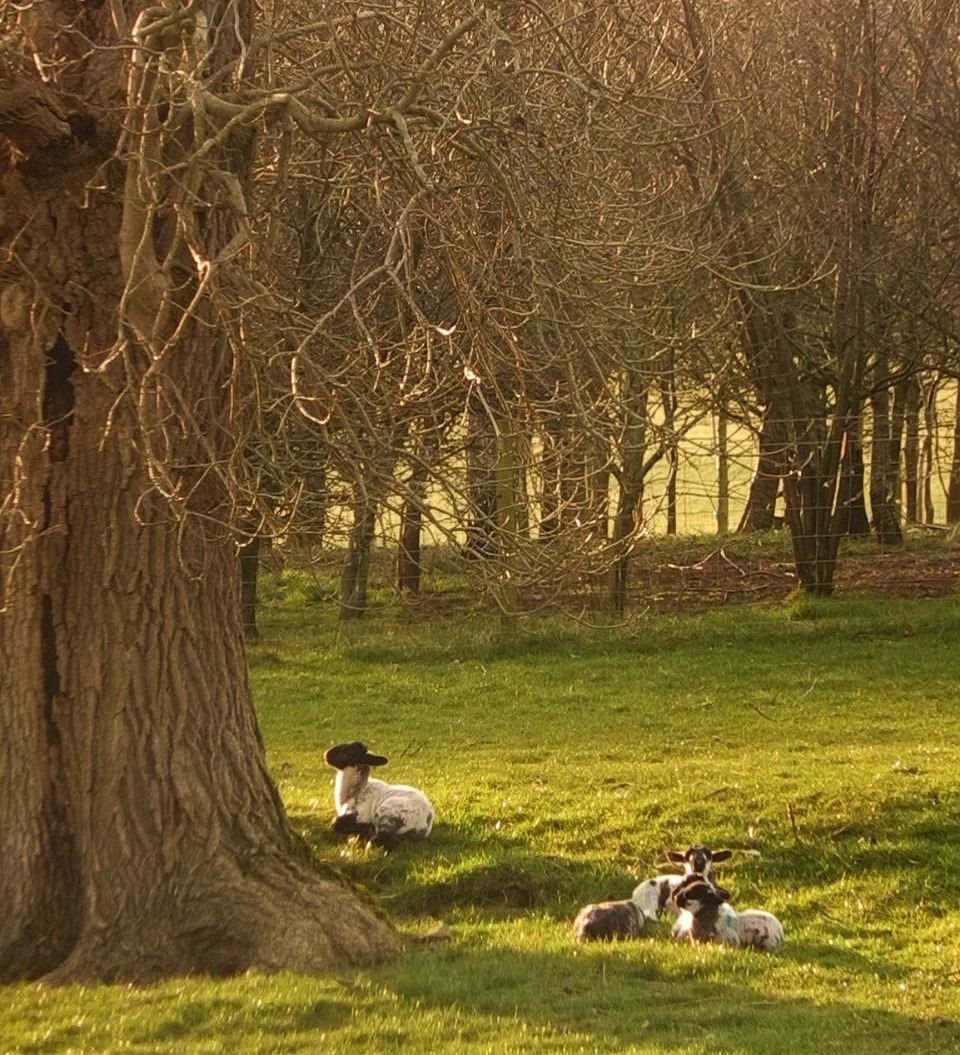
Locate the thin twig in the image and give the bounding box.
[787,802,803,844]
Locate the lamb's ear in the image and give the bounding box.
[713,884,731,902]
[363,750,389,767]
[711,849,733,863]
[666,850,686,863]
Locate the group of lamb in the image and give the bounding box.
[573,843,785,951]
[323,740,784,952]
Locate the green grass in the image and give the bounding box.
[4,578,960,1054]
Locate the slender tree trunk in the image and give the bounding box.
[607,376,649,615]
[946,379,960,523]
[716,398,730,535]
[398,479,425,595]
[660,369,678,535]
[462,404,497,558]
[901,376,921,523]
[836,413,871,537]
[340,494,377,619]
[922,376,939,523]
[537,420,565,541]
[608,487,641,617]
[538,439,562,541]
[869,381,904,545]
[493,424,521,623]
[737,408,781,532]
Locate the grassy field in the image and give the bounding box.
[4,566,960,1054]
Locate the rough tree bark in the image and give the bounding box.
[0,2,398,983]
[240,536,262,641]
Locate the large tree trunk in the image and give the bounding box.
[1,335,398,982]
[0,2,398,983]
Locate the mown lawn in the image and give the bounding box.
[4,573,960,1054]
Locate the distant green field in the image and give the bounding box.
[3,586,960,1054]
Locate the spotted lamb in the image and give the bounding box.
[632,844,733,921]
[670,874,784,951]
[572,897,646,943]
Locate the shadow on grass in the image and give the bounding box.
[736,786,960,898]
[377,942,960,1055]
[296,593,960,670]
[8,989,355,1055]
[133,995,351,1046]
[290,811,639,918]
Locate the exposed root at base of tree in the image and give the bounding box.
[24,855,402,986]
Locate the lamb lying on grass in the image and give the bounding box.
[572,896,646,943]
[324,740,434,849]
[671,874,784,951]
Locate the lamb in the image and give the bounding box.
[632,844,733,921]
[631,874,684,921]
[667,843,733,880]
[324,740,434,848]
[572,897,645,943]
[670,874,784,951]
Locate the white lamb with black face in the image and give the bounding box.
[324,741,434,849]
[632,844,733,921]
[670,874,784,951]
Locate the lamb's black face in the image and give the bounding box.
[668,844,732,873]
[673,878,714,911]
[324,741,389,769]
[685,845,712,873]
[671,874,726,911]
